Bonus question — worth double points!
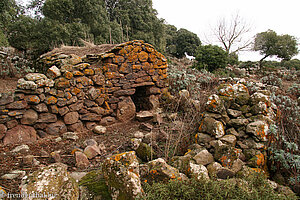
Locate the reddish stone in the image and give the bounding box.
[138,51,149,62]
[117,97,136,122]
[84,145,100,159]
[21,109,38,125]
[0,93,14,106]
[69,102,84,112]
[37,113,57,123]
[58,106,69,116]
[67,121,85,132]
[0,124,7,139]
[64,112,79,125]
[46,121,67,135]
[75,152,90,169]
[6,120,18,129]
[113,89,135,97]
[6,100,28,109]
[80,113,102,121]
[3,125,37,145]
[45,96,58,105]
[33,103,48,112]
[100,117,116,126]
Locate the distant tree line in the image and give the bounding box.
[0,0,298,72]
[0,0,202,58]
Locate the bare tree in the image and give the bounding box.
[208,14,253,54]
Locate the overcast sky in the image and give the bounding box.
[152,0,300,61]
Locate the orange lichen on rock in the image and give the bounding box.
[255,153,265,166]
[138,51,149,62]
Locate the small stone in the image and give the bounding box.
[231,159,244,173]
[93,125,107,134]
[54,137,62,142]
[133,131,144,139]
[227,109,242,118]
[62,132,78,140]
[189,162,209,179]
[220,135,237,145]
[207,162,223,178]
[139,123,153,132]
[32,103,48,112]
[83,139,98,147]
[75,152,90,169]
[1,170,26,180]
[216,168,235,179]
[136,111,154,122]
[51,151,62,163]
[0,124,7,139]
[84,145,100,159]
[23,155,35,165]
[47,65,61,79]
[11,145,30,153]
[193,149,214,166]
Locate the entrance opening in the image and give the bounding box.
[132,86,153,112]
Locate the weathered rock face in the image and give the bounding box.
[192,82,278,177]
[20,163,79,200]
[3,125,37,145]
[0,40,168,144]
[103,151,144,200]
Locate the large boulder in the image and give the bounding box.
[3,125,37,145]
[116,97,136,122]
[103,151,144,200]
[20,163,79,199]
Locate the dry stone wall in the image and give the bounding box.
[0,40,168,145]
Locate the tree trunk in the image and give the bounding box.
[259,54,270,68]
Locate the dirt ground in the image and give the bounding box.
[0,120,143,194]
[0,78,18,93]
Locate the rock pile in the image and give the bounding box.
[0,40,168,145]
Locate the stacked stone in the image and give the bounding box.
[0,40,168,145]
[172,82,277,179]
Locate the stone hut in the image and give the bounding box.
[0,40,168,145]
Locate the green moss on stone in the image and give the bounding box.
[79,170,111,200]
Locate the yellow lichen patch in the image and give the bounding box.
[105,72,117,79]
[198,120,204,132]
[65,92,72,100]
[102,53,115,59]
[138,51,149,62]
[113,55,125,64]
[127,53,138,63]
[73,71,84,76]
[255,125,267,141]
[71,88,81,95]
[185,149,192,156]
[148,54,156,62]
[56,79,70,88]
[105,101,110,110]
[84,69,94,76]
[195,133,198,143]
[144,179,148,183]
[255,153,265,166]
[25,95,40,104]
[112,152,127,162]
[74,63,89,70]
[170,173,176,179]
[64,71,73,79]
[119,48,127,55]
[46,96,58,105]
[132,65,142,70]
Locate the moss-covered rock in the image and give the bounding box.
[79,170,111,200]
[103,151,144,200]
[20,163,79,200]
[136,142,157,162]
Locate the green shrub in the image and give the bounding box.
[288,83,300,97]
[0,30,9,46]
[194,45,228,72]
[281,59,300,70]
[261,73,282,87]
[142,174,297,199]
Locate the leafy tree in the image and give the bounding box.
[194,44,228,72]
[254,30,298,66]
[165,26,201,58]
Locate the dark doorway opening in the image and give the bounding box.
[131,86,153,112]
